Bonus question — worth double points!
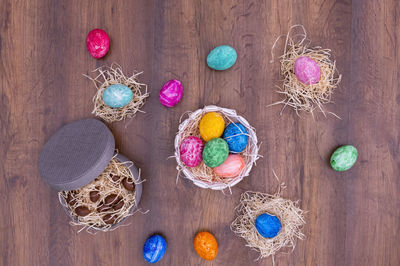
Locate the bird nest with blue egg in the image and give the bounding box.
[85,64,149,123]
[270,25,342,118]
[174,105,260,191]
[231,186,306,261]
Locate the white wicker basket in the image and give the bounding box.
[174,105,259,190]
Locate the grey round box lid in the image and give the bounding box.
[38,118,115,191]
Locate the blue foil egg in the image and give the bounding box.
[102,84,133,108]
[222,123,248,153]
[255,213,281,238]
[143,234,167,263]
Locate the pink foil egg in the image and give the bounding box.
[213,154,245,178]
[179,136,204,167]
[159,79,183,107]
[86,29,110,59]
[294,56,321,84]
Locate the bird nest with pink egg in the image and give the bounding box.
[174,106,260,191]
[270,25,342,117]
[85,64,149,123]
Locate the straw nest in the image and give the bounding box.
[174,105,260,191]
[270,25,342,117]
[59,155,141,232]
[231,189,306,261]
[85,63,149,123]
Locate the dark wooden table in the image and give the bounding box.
[1,1,399,265]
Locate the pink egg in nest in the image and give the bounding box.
[179,136,204,167]
[159,79,183,107]
[213,154,245,178]
[294,56,321,84]
[86,29,110,59]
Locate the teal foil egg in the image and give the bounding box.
[330,145,358,171]
[102,84,133,108]
[207,45,237,70]
[255,213,281,238]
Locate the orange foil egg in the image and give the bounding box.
[193,232,218,260]
[213,154,245,178]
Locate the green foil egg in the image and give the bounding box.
[202,138,229,167]
[330,145,358,171]
[207,45,237,71]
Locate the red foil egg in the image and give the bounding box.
[213,154,245,178]
[159,79,183,107]
[86,29,110,59]
[179,136,204,167]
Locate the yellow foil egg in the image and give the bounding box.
[199,112,225,142]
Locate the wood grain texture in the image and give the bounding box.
[1,0,399,265]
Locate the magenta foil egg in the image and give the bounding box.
[179,136,204,167]
[159,79,183,107]
[294,56,321,84]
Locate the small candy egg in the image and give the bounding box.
[199,112,225,142]
[75,206,90,217]
[102,84,133,108]
[202,138,229,167]
[330,145,358,171]
[89,191,100,202]
[159,79,183,107]
[213,154,245,178]
[143,235,167,264]
[294,56,321,84]
[193,232,218,260]
[255,213,281,238]
[104,194,118,205]
[223,123,248,153]
[86,29,110,59]
[207,45,237,71]
[122,177,135,191]
[103,213,116,225]
[179,136,204,167]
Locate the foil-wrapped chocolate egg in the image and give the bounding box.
[179,136,204,167]
[159,79,183,107]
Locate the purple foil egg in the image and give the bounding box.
[294,56,321,84]
[159,79,183,107]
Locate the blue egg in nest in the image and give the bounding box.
[255,213,282,238]
[102,84,133,108]
[223,123,248,153]
[143,234,167,263]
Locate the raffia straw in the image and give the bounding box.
[269,25,342,117]
[85,63,149,123]
[174,106,260,190]
[59,155,141,233]
[231,189,306,261]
